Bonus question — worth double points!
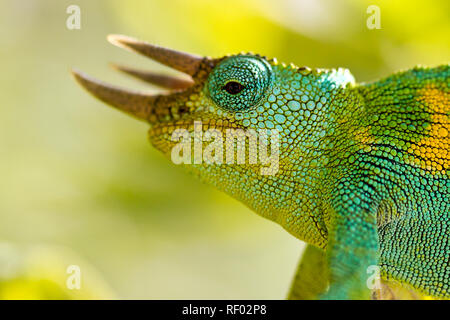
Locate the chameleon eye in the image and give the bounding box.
[223,81,244,95]
[207,55,272,111]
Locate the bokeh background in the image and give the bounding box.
[0,0,448,299]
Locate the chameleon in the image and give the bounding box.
[72,34,449,300]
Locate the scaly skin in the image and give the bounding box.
[72,35,449,299]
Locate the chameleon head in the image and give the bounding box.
[71,34,276,154]
[72,35,355,246]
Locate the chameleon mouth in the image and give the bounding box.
[71,34,212,122]
[149,118,240,136]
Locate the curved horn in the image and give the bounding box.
[110,63,194,90]
[71,69,156,121]
[107,34,203,76]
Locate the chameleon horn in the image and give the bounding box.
[107,34,203,76]
[71,68,157,121]
[110,63,194,90]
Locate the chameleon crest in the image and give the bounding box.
[73,35,449,300]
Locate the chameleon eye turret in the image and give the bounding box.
[207,55,273,111]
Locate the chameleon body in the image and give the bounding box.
[73,35,449,299]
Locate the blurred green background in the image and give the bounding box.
[0,0,448,299]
